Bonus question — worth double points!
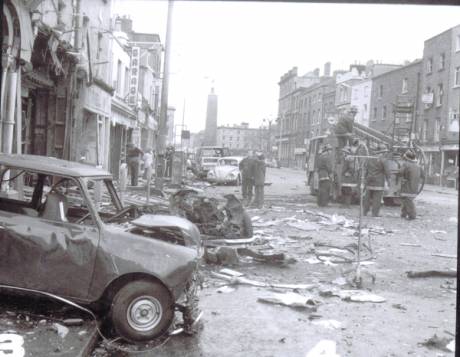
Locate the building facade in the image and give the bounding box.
[418,25,460,186]
[216,122,261,154]
[369,60,422,141]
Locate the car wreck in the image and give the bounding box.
[0,154,202,342]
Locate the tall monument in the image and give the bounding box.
[203,87,218,145]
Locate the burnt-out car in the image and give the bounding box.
[0,154,201,342]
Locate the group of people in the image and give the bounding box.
[316,140,424,220]
[239,152,266,208]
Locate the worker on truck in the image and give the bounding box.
[317,144,333,207]
[364,144,390,217]
[334,107,357,148]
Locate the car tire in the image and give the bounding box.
[240,210,253,238]
[110,280,174,342]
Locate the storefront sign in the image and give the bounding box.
[421,93,433,104]
[128,47,140,107]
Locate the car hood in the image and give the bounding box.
[130,214,201,247]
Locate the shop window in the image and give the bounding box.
[426,58,433,74]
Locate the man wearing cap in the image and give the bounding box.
[334,107,357,148]
[252,153,266,208]
[317,144,333,206]
[399,151,424,220]
[363,145,390,217]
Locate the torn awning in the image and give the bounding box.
[11,0,35,63]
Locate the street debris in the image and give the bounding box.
[205,246,296,266]
[219,268,244,277]
[211,272,315,290]
[311,319,344,330]
[399,243,422,247]
[257,291,320,309]
[287,221,320,231]
[53,322,69,338]
[431,253,457,259]
[419,334,455,352]
[406,270,457,278]
[306,340,340,357]
[391,303,407,311]
[430,230,447,234]
[320,288,385,303]
[216,286,236,294]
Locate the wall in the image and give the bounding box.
[351,79,372,126]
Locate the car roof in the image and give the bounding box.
[0,154,112,178]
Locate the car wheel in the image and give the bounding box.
[111,280,174,342]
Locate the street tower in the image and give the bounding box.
[203,87,218,145]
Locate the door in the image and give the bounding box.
[0,171,99,300]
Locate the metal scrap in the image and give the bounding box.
[257,291,320,309]
[406,270,457,278]
[211,272,316,290]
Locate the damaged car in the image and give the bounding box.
[0,154,202,342]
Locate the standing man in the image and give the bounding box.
[399,151,424,220]
[334,107,357,148]
[317,144,333,207]
[126,143,144,186]
[363,145,390,217]
[340,146,358,207]
[252,153,266,209]
[239,151,254,206]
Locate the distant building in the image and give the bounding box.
[418,25,460,186]
[350,79,372,126]
[369,60,422,139]
[216,122,261,153]
[203,88,218,145]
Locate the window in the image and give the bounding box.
[422,120,428,142]
[378,85,383,98]
[457,34,460,52]
[372,107,377,121]
[434,119,440,142]
[116,60,122,94]
[455,67,460,87]
[436,84,443,106]
[124,67,129,97]
[383,106,387,120]
[402,78,408,93]
[426,58,433,74]
[439,53,445,70]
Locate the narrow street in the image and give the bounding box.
[118,167,457,357]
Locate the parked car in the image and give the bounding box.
[0,154,202,342]
[195,146,231,178]
[207,156,243,185]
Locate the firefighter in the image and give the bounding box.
[340,146,358,207]
[363,145,390,217]
[252,153,266,209]
[335,107,357,148]
[317,144,333,207]
[399,150,424,220]
[239,151,255,206]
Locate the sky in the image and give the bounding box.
[112,0,460,134]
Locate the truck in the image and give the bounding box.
[193,146,231,179]
[306,114,426,205]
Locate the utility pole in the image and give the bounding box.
[155,0,174,189]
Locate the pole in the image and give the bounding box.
[181,98,185,178]
[278,114,282,165]
[155,0,174,190]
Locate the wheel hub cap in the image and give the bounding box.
[127,296,162,332]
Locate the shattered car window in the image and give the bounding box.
[83,178,118,215]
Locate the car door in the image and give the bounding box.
[0,172,99,300]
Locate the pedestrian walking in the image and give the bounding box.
[363,145,390,217]
[334,107,357,148]
[398,150,424,220]
[126,143,144,186]
[317,144,333,207]
[252,153,266,209]
[239,151,255,206]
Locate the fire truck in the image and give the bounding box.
[305,98,426,205]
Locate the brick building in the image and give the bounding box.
[369,60,422,140]
[216,122,260,154]
[418,25,460,186]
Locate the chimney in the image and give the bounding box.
[120,15,133,33]
[324,62,331,77]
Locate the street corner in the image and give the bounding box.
[0,294,99,357]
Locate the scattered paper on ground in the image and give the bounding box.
[305,340,340,357]
[258,291,319,308]
[311,319,344,330]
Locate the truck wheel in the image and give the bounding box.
[110,280,174,342]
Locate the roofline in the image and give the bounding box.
[424,24,460,44]
[371,60,422,80]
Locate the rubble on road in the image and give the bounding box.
[311,319,344,330]
[211,272,316,290]
[419,334,455,352]
[205,246,296,266]
[257,291,320,309]
[305,340,340,357]
[406,270,457,278]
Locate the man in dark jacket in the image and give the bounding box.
[252,153,266,209]
[363,146,390,217]
[334,107,357,148]
[239,152,255,206]
[399,151,424,220]
[317,144,333,207]
[340,146,358,207]
[126,143,144,186]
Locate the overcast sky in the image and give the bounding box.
[112,0,460,134]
